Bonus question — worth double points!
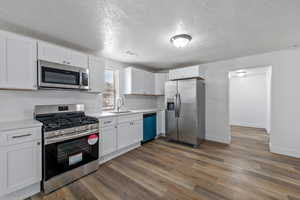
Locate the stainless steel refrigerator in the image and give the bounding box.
[165,78,205,147]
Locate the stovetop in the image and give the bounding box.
[36,112,98,132]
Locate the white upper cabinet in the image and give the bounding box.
[169,65,205,80]
[155,73,168,95]
[38,41,88,68]
[144,71,155,95]
[88,56,105,93]
[69,51,88,68]
[124,67,156,95]
[37,41,66,65]
[0,31,37,90]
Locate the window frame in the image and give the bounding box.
[102,67,117,111]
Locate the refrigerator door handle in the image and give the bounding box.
[174,94,178,117]
[178,93,181,117]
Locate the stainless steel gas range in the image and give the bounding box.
[34,104,99,194]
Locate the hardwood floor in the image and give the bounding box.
[32,126,300,200]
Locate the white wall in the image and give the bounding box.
[229,71,268,129]
[200,47,300,158]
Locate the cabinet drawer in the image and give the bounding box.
[0,127,41,146]
[100,117,117,128]
[118,114,142,124]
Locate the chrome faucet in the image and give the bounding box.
[116,96,125,112]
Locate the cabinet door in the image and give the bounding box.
[0,35,5,87]
[5,35,37,89]
[69,51,88,68]
[38,41,66,65]
[144,71,155,95]
[0,140,41,195]
[133,120,143,143]
[101,126,117,156]
[131,68,145,94]
[155,73,168,95]
[157,111,162,134]
[89,56,104,93]
[117,122,132,150]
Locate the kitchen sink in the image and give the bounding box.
[109,110,132,114]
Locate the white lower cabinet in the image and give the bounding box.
[133,120,143,143]
[157,110,165,136]
[0,127,42,199]
[117,122,132,150]
[101,126,117,156]
[99,114,143,163]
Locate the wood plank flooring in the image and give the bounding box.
[32,126,300,200]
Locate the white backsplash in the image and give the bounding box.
[0,90,102,122]
[122,95,158,110]
[0,90,161,122]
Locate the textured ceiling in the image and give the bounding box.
[0,0,299,69]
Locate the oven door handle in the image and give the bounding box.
[45,129,99,145]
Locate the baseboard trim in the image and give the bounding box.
[99,142,141,165]
[269,143,300,158]
[0,182,40,200]
[205,134,230,144]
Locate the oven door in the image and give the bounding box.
[38,61,81,89]
[44,132,99,181]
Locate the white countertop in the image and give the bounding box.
[0,119,42,132]
[0,108,164,131]
[88,108,164,119]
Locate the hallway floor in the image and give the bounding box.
[32,126,300,200]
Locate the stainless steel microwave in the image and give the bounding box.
[38,61,89,90]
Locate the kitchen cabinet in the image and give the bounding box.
[169,65,205,80]
[157,110,165,136]
[101,126,117,156]
[117,114,143,149]
[117,122,133,150]
[0,127,42,197]
[124,67,145,94]
[0,31,37,90]
[88,56,105,93]
[155,73,169,95]
[144,71,155,95]
[38,41,88,68]
[124,67,155,95]
[133,120,143,143]
[98,113,143,163]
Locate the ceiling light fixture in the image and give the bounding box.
[236,70,247,77]
[170,34,192,48]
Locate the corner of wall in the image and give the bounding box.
[269,143,300,158]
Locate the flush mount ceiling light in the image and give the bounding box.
[236,70,247,77]
[170,34,192,48]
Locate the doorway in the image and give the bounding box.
[228,66,272,149]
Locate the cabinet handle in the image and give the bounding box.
[12,134,32,139]
[37,142,41,146]
[104,121,112,124]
